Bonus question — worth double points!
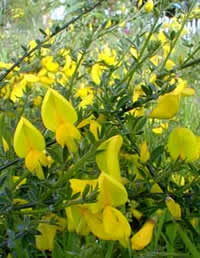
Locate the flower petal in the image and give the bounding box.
[14,117,45,158]
[131,219,155,250]
[167,127,199,162]
[103,206,131,241]
[96,135,123,182]
[149,94,180,119]
[41,88,77,132]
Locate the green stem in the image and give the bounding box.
[160,1,196,70]
[67,42,91,99]
[105,241,114,258]
[176,223,200,258]
[184,43,200,64]
[56,142,100,186]
[116,16,159,88]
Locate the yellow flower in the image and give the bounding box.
[97,172,128,210]
[91,63,104,85]
[98,46,117,66]
[75,85,94,108]
[79,94,94,109]
[10,79,27,102]
[131,219,156,250]
[33,96,42,106]
[23,74,39,84]
[172,78,195,96]
[65,206,90,235]
[130,47,138,59]
[132,208,143,221]
[152,122,168,135]
[12,176,27,189]
[172,174,185,187]
[139,141,150,163]
[69,171,128,211]
[56,72,68,87]
[13,117,49,179]
[103,206,131,242]
[83,209,111,240]
[25,149,51,178]
[41,56,59,73]
[165,59,175,71]
[63,55,76,78]
[2,137,9,152]
[56,122,81,152]
[105,20,112,29]
[166,197,181,220]
[149,93,180,119]
[83,206,131,243]
[149,73,157,84]
[36,213,66,251]
[89,120,101,140]
[150,55,162,66]
[131,107,145,117]
[167,127,199,162]
[158,31,167,44]
[75,86,93,99]
[144,0,154,13]
[152,127,163,134]
[41,88,81,152]
[96,135,123,182]
[150,183,163,193]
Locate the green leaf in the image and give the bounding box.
[151,145,164,162]
[176,223,200,258]
[82,184,90,200]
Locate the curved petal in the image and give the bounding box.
[167,127,199,162]
[14,117,45,158]
[96,135,123,182]
[103,206,131,241]
[56,122,81,151]
[166,197,181,220]
[41,89,77,132]
[131,219,155,250]
[149,94,180,119]
[98,173,128,209]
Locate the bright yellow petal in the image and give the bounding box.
[152,127,163,134]
[165,59,175,71]
[69,178,98,195]
[144,0,154,13]
[83,209,111,240]
[91,64,103,85]
[181,88,195,96]
[25,150,45,179]
[65,206,90,235]
[10,79,27,102]
[96,135,123,182]
[36,223,57,251]
[103,206,131,241]
[131,219,155,250]
[14,117,45,158]
[167,127,199,162]
[166,197,181,220]
[89,120,101,141]
[98,173,128,208]
[149,94,180,119]
[56,122,81,151]
[41,89,77,132]
[139,141,150,163]
[2,137,9,152]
